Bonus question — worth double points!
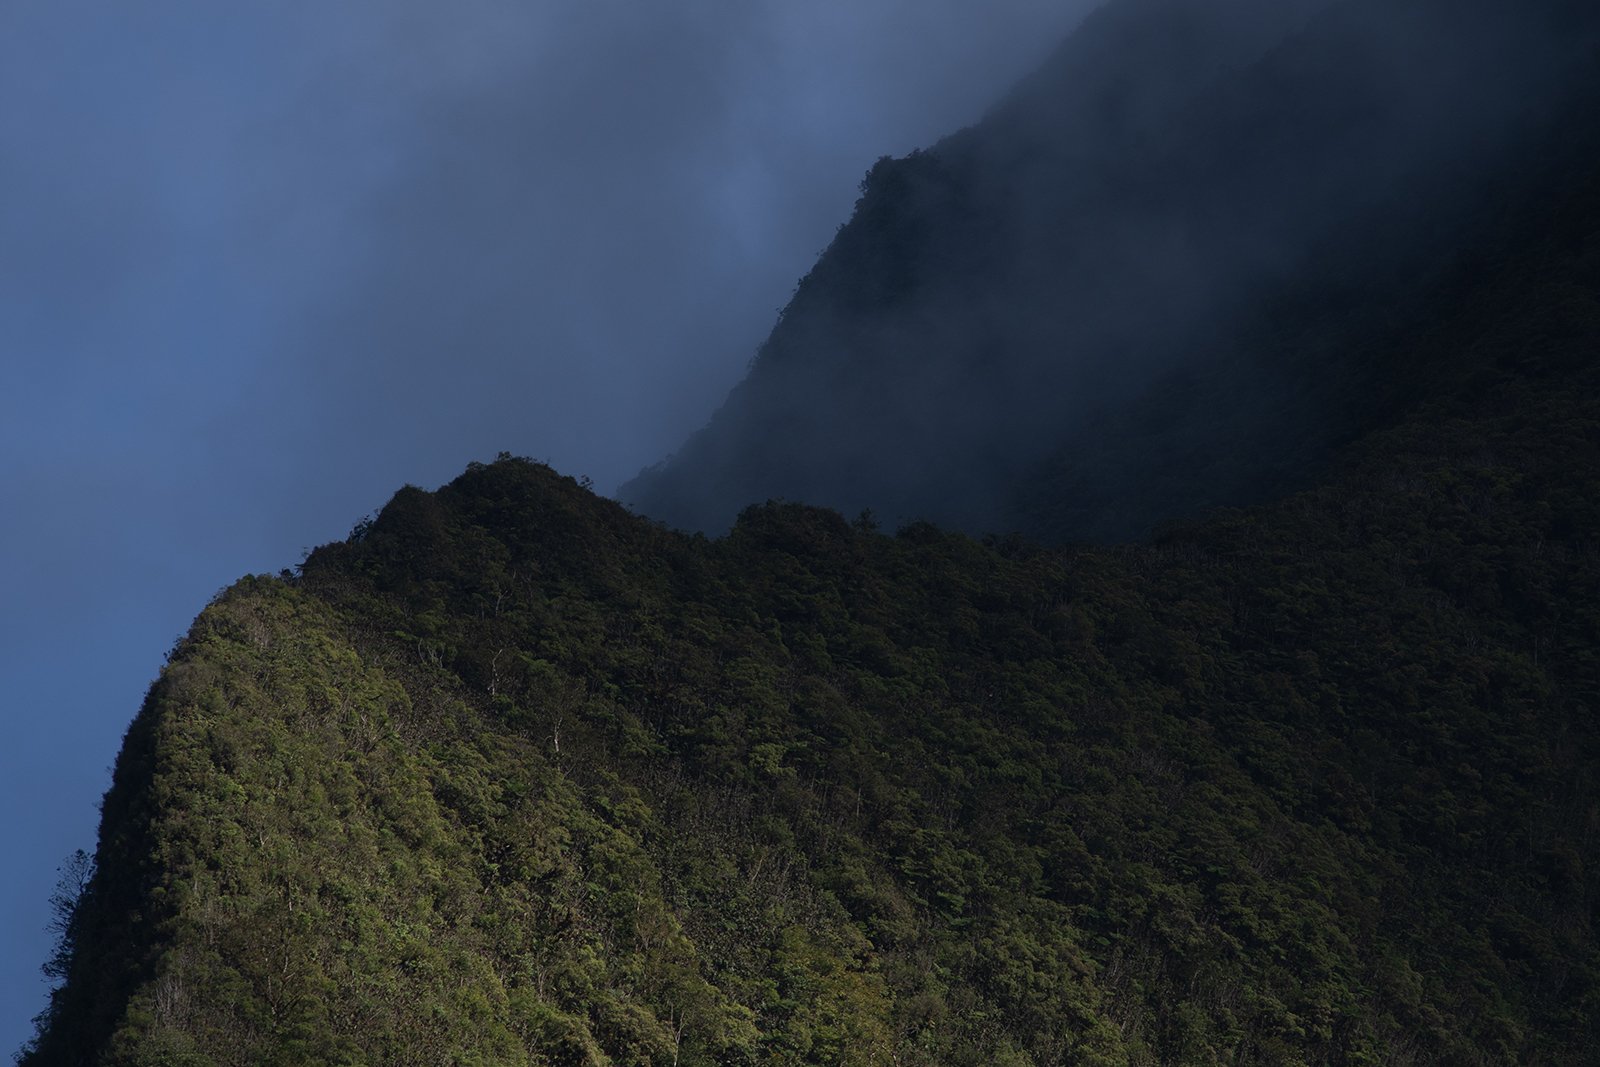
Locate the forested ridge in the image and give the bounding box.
[22,215,1600,1060]
[20,0,1600,1062]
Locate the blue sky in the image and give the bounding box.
[0,0,1094,1052]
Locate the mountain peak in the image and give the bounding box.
[622,0,1600,542]
[21,2,1600,1062]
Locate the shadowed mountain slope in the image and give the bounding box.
[20,0,1600,1063]
[621,0,1600,541]
[21,148,1600,1058]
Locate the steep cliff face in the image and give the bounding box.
[22,158,1600,1058]
[21,1,1600,1063]
[24,345,1600,1063]
[621,0,1600,540]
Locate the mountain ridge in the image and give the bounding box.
[621,0,1600,541]
[20,0,1600,1063]
[25,324,1600,1060]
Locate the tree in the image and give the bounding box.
[41,850,93,984]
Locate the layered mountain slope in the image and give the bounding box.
[23,2,1600,1064]
[22,152,1600,1060]
[621,0,1600,539]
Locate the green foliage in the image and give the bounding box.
[24,343,1600,1067]
[19,14,1600,1056]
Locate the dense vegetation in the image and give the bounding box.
[23,261,1600,1061]
[21,1,1600,1063]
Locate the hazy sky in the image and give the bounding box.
[0,0,1096,1050]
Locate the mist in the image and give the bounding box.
[0,0,1097,1052]
[11,0,1594,1050]
[623,0,1600,538]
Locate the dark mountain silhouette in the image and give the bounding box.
[20,0,1600,1063]
[622,0,1600,540]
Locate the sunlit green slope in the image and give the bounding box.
[22,1,1600,1061]
[24,261,1600,1061]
